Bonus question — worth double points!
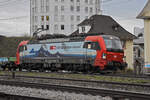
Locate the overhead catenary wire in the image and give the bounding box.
[103,0,136,5]
[0,0,28,8]
[0,16,29,21]
[0,0,12,4]
[102,0,113,3]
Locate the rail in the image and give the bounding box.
[0,80,149,100]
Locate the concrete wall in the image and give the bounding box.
[124,40,134,69]
[144,19,150,66]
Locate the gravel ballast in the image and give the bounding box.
[0,85,114,100]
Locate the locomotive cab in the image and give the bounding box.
[103,36,127,70]
[16,41,28,65]
[85,35,127,71]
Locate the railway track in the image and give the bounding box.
[0,74,150,94]
[0,92,49,100]
[0,80,149,100]
[0,70,150,80]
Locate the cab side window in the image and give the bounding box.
[24,45,27,50]
[83,42,100,50]
[19,45,27,52]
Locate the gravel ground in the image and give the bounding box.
[0,85,114,100]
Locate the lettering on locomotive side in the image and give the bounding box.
[56,46,81,49]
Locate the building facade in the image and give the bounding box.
[30,0,101,36]
[137,0,150,74]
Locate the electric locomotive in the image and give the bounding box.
[16,35,127,72]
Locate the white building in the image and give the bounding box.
[30,0,101,36]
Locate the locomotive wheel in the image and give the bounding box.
[2,67,6,71]
[38,64,44,72]
[39,68,44,72]
[8,67,12,71]
[19,66,22,71]
[72,64,78,73]
[50,63,58,72]
[1,65,6,71]
[27,66,32,72]
[19,68,22,71]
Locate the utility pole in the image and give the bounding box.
[30,0,32,37]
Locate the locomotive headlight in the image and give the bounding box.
[102,53,107,59]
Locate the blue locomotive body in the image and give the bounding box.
[20,41,97,65]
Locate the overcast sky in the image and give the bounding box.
[0,0,148,37]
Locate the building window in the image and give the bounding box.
[85,7,88,13]
[70,5,74,11]
[35,16,38,22]
[41,6,44,13]
[70,15,74,21]
[77,0,80,2]
[41,0,44,13]
[46,25,49,30]
[77,16,80,21]
[35,25,38,31]
[46,6,49,13]
[35,0,37,5]
[32,25,35,32]
[71,24,74,31]
[46,0,49,13]
[77,6,80,12]
[90,7,93,13]
[61,25,65,30]
[46,0,49,4]
[54,15,58,21]
[90,0,93,4]
[61,0,64,2]
[32,0,35,5]
[61,6,65,11]
[85,16,88,19]
[61,15,65,22]
[54,24,58,31]
[35,7,38,13]
[32,16,34,23]
[41,0,44,6]
[55,6,58,12]
[41,25,44,29]
[82,26,85,32]
[85,0,88,4]
[41,16,44,21]
[46,16,49,21]
[32,8,34,14]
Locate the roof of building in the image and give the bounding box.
[134,37,144,44]
[72,15,136,40]
[137,0,150,19]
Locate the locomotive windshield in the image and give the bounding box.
[104,38,123,52]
